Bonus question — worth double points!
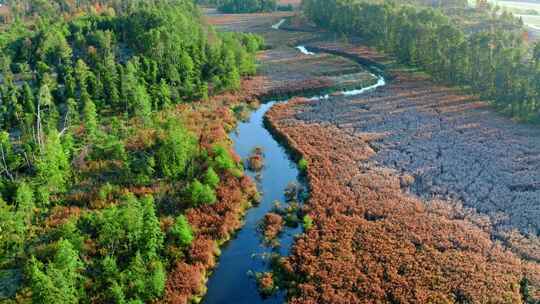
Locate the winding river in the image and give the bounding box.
[202,20,387,304]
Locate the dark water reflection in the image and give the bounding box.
[202,101,303,304]
[203,44,386,304]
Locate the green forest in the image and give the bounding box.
[198,0,280,13]
[0,0,262,303]
[302,0,540,121]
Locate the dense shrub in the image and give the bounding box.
[186,180,217,206]
[205,0,277,13]
[297,158,308,172]
[204,167,220,189]
[302,215,313,231]
[171,215,195,247]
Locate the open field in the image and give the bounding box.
[205,11,378,97]
[490,0,540,14]
[487,0,540,37]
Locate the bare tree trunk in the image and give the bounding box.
[0,145,14,181]
[36,101,43,152]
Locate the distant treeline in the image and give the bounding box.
[198,0,290,13]
[303,0,540,121]
[3,0,171,18]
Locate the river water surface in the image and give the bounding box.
[203,21,386,304]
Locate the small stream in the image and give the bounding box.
[203,20,386,304]
[202,100,303,304]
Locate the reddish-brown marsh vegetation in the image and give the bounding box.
[296,41,540,265]
[261,213,284,241]
[160,79,264,303]
[267,98,540,302]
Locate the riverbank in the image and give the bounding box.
[203,8,540,302]
[199,11,383,304]
[161,78,263,304]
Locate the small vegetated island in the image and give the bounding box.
[0,0,264,303]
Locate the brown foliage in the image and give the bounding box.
[266,98,540,303]
[162,82,259,303]
[164,262,205,304]
[189,238,216,268]
[261,213,284,240]
[248,147,265,172]
[44,206,82,228]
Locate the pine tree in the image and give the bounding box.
[171,214,194,247]
[0,199,19,264]
[22,82,35,114]
[140,196,164,257]
[29,239,84,304]
[74,59,90,92]
[102,54,120,107]
[186,179,216,206]
[15,182,34,224]
[179,52,195,98]
[156,119,197,179]
[133,84,152,121]
[148,259,166,299]
[35,130,70,205]
[204,167,220,189]
[82,90,98,140]
[151,79,172,109]
[101,256,126,303]
[125,252,147,300]
[220,48,241,91]
[122,60,152,119]
[65,97,80,129]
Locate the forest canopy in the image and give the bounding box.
[0,0,262,302]
[199,0,278,13]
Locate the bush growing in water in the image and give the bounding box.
[248,146,265,172]
[255,272,277,296]
[303,215,313,231]
[298,158,308,172]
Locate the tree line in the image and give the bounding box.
[0,0,262,302]
[302,0,540,121]
[198,0,279,13]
